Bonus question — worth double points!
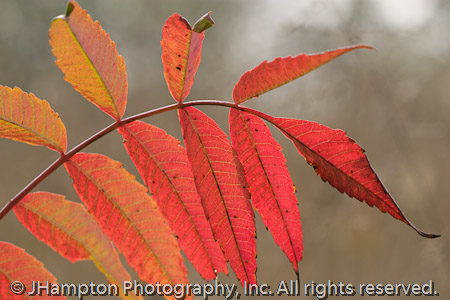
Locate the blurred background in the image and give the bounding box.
[0,0,448,299]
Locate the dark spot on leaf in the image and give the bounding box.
[246,118,250,121]
[350,170,354,174]
[177,54,181,57]
[233,215,237,218]
[255,128,258,132]
[286,210,289,213]
[176,66,181,71]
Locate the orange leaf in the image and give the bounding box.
[233,44,373,104]
[49,1,127,120]
[161,13,213,103]
[13,192,143,300]
[64,153,190,299]
[229,109,303,273]
[0,241,67,299]
[0,86,67,153]
[179,107,256,286]
[119,121,227,280]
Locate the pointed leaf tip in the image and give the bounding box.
[242,108,438,239]
[408,221,440,239]
[193,12,215,33]
[233,44,375,104]
[66,2,75,17]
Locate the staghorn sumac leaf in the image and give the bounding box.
[229,108,303,273]
[0,86,67,153]
[64,153,190,299]
[0,241,67,299]
[13,192,142,300]
[232,44,373,104]
[245,108,438,238]
[118,121,227,281]
[161,13,214,103]
[178,106,256,286]
[49,1,127,120]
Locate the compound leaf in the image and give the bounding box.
[233,45,373,104]
[0,86,67,153]
[49,1,127,120]
[178,106,256,286]
[119,121,227,281]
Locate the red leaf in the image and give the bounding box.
[13,192,142,300]
[0,241,67,299]
[244,108,438,238]
[64,153,190,297]
[233,44,373,104]
[229,108,302,273]
[161,13,213,103]
[0,86,67,153]
[178,107,256,286]
[118,121,227,280]
[49,1,128,120]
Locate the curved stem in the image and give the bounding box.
[0,100,240,221]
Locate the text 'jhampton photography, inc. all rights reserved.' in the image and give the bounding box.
[9,279,439,299]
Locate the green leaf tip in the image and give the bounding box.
[193,12,215,33]
[66,2,75,17]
